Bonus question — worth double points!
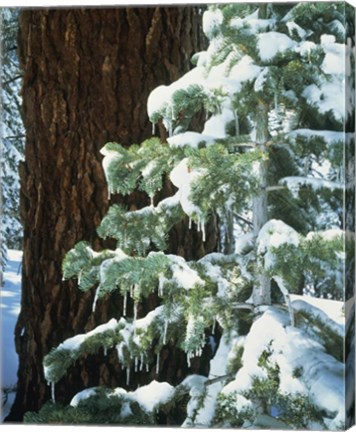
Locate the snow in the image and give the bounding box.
[257,32,296,61]
[202,8,223,39]
[167,131,215,149]
[280,176,342,198]
[202,108,234,139]
[133,380,174,412]
[221,299,345,428]
[296,40,317,56]
[302,81,344,122]
[286,21,307,39]
[228,56,262,91]
[257,219,299,269]
[69,381,174,414]
[230,9,275,33]
[287,128,344,145]
[169,158,206,226]
[70,388,98,407]
[1,249,22,421]
[168,255,204,290]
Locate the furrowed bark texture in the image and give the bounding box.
[10,7,217,421]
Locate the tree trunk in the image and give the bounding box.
[252,101,271,306]
[9,7,216,421]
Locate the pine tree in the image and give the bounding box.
[1,8,24,265]
[29,3,353,429]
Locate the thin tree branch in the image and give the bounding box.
[234,213,253,226]
[266,185,287,192]
[204,372,235,387]
[3,75,22,86]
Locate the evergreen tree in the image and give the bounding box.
[27,3,353,429]
[1,8,24,269]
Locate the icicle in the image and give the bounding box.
[123,292,127,316]
[163,319,168,345]
[130,285,134,298]
[139,353,144,371]
[212,317,216,335]
[92,285,100,313]
[134,302,138,323]
[156,352,160,375]
[104,346,108,356]
[51,382,56,403]
[274,92,278,113]
[152,122,155,135]
[197,216,201,232]
[201,222,206,242]
[126,367,130,386]
[134,357,138,373]
[150,196,154,207]
[78,270,83,286]
[146,363,149,372]
[189,217,192,229]
[158,278,164,297]
[187,352,191,368]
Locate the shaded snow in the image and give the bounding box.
[1,250,22,420]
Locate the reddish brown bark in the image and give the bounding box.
[8,7,217,422]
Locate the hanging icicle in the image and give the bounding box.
[152,122,156,135]
[92,285,101,313]
[104,347,108,356]
[134,357,138,373]
[150,196,154,207]
[126,367,131,386]
[134,302,138,323]
[158,276,164,297]
[139,353,144,372]
[187,351,191,368]
[212,317,216,335]
[146,363,149,372]
[201,221,206,242]
[189,217,192,230]
[156,352,160,375]
[123,292,127,316]
[51,382,56,403]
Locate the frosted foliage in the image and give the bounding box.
[222,302,345,429]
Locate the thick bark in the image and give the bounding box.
[9,7,217,421]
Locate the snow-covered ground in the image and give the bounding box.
[1,249,22,421]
